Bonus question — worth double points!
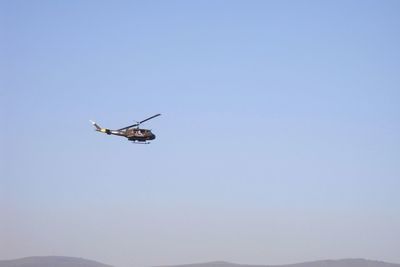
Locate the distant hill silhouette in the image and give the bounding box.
[157,259,400,267]
[0,256,112,267]
[1,257,399,267]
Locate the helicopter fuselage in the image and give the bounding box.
[125,128,156,142]
[99,128,156,142]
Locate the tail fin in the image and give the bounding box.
[90,120,102,131]
[90,120,111,134]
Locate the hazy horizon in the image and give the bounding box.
[1,1,400,267]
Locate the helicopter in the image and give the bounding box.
[90,114,161,144]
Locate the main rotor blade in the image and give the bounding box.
[139,113,161,124]
[117,114,161,131]
[117,123,139,131]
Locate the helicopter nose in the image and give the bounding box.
[150,134,156,140]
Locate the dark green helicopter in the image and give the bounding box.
[90,114,161,144]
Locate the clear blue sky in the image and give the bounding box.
[1,1,400,267]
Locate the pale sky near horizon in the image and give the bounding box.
[1,1,400,267]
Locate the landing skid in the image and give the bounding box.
[130,141,150,144]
